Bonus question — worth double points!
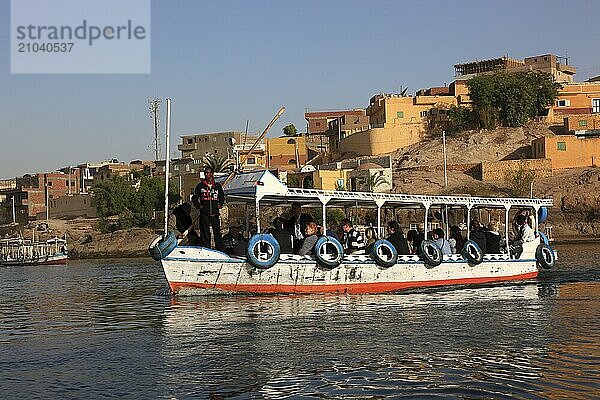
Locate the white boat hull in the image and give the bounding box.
[0,253,68,267]
[161,245,540,295]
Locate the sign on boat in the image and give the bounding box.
[149,170,556,295]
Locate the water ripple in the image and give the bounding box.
[0,244,599,398]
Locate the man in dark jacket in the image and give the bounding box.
[284,202,314,253]
[192,166,225,251]
[271,217,293,254]
[469,220,487,254]
[386,221,410,255]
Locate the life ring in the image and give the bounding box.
[314,235,344,269]
[461,240,483,265]
[246,233,280,269]
[538,207,548,223]
[536,243,555,269]
[370,239,398,268]
[419,240,443,267]
[148,232,178,261]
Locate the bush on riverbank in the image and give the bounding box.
[93,176,178,232]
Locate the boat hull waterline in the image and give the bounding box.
[0,253,68,267]
[161,246,540,295]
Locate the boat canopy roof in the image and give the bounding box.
[223,171,553,209]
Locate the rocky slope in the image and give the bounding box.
[391,123,600,240]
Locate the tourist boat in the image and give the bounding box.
[0,237,68,266]
[149,170,556,295]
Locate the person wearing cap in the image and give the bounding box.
[192,166,225,251]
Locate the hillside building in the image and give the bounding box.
[178,131,257,161]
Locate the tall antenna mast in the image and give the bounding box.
[149,98,162,160]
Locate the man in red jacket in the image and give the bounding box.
[192,166,225,251]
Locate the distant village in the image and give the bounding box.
[1,52,599,227]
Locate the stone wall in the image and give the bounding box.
[481,159,552,181]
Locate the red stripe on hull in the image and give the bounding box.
[169,271,539,294]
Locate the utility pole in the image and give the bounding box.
[442,130,448,188]
[45,182,49,222]
[149,98,161,161]
[11,196,16,224]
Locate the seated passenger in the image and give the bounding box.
[341,218,365,254]
[285,202,314,253]
[318,226,340,241]
[364,227,377,254]
[448,225,464,254]
[386,221,410,255]
[297,222,319,256]
[222,225,247,256]
[485,221,502,254]
[406,229,418,254]
[510,214,535,258]
[271,217,293,254]
[413,224,425,253]
[469,220,487,254]
[432,228,452,255]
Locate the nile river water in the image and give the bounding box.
[1,243,599,399]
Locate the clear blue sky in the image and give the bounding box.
[1,0,599,179]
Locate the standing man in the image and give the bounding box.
[192,166,225,251]
[341,218,365,254]
[285,202,314,253]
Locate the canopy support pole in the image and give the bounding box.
[423,202,431,238]
[466,205,472,238]
[375,199,386,238]
[504,205,511,258]
[255,198,261,233]
[532,205,540,233]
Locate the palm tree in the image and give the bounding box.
[202,153,232,172]
[364,172,389,192]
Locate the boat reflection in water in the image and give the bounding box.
[157,282,600,398]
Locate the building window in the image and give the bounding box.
[187,139,193,144]
[316,122,321,127]
[204,138,208,142]
[593,99,600,113]
[287,139,296,145]
[247,157,256,165]
[48,182,53,186]
[397,111,404,118]
[337,179,344,188]
[288,159,296,164]
[579,120,588,127]
[420,110,428,118]
[557,142,567,151]
[557,99,570,107]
